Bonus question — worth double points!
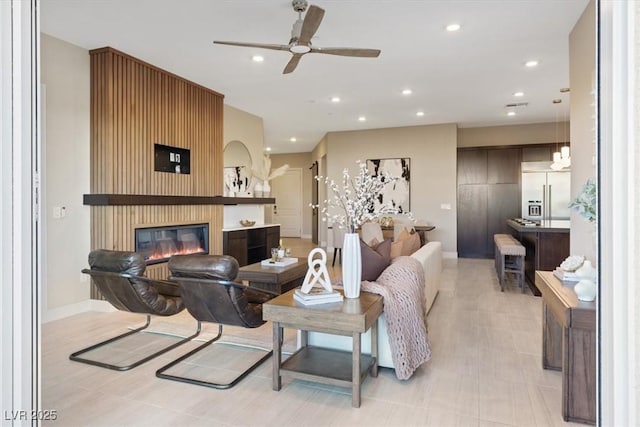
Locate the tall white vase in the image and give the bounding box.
[342,233,362,298]
[262,181,271,197]
[253,181,263,197]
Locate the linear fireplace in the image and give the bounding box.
[135,223,209,265]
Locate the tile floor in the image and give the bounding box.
[41,239,583,426]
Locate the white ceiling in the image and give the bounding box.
[41,0,589,153]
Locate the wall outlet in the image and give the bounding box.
[440,203,452,210]
[53,206,67,219]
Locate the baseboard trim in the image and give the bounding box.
[301,234,312,239]
[443,251,458,259]
[43,299,115,323]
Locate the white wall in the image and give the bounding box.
[41,34,91,314]
[458,122,565,147]
[324,124,458,255]
[569,0,597,263]
[223,104,265,192]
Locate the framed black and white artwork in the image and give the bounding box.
[366,158,410,213]
[223,166,250,194]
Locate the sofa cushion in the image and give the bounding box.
[402,232,421,256]
[390,240,403,259]
[360,238,391,281]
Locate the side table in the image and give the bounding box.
[262,289,383,408]
[536,271,596,425]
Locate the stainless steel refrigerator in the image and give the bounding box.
[521,161,571,221]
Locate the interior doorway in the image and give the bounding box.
[271,168,303,237]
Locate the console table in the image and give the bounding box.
[263,290,383,408]
[535,271,596,425]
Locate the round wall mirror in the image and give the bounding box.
[223,140,252,195]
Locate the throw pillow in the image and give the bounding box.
[390,240,404,259]
[396,228,412,243]
[368,237,380,247]
[401,232,421,256]
[360,238,391,281]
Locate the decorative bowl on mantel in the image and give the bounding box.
[240,220,256,227]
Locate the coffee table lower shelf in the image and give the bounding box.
[281,346,376,387]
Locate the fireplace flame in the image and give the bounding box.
[146,246,205,261]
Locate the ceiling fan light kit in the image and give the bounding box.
[213,0,381,74]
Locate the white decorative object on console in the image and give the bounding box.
[574,279,597,302]
[300,248,333,293]
[573,259,597,302]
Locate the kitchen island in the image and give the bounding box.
[507,219,570,295]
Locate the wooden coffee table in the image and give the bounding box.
[236,258,308,295]
[263,289,383,408]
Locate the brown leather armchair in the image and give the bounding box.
[70,249,199,371]
[155,254,275,389]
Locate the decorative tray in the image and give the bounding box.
[261,257,298,267]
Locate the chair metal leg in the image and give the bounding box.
[155,324,273,390]
[69,315,201,371]
[332,248,338,267]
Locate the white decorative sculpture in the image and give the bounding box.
[300,248,333,293]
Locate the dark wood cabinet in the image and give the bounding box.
[487,184,520,249]
[457,149,487,184]
[223,230,248,266]
[457,185,488,257]
[266,226,280,254]
[522,145,553,162]
[457,143,555,259]
[487,148,520,184]
[223,225,280,267]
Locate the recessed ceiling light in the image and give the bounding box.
[513,91,525,97]
[265,147,272,152]
[507,111,516,116]
[331,96,341,103]
[402,89,412,96]
[358,116,366,122]
[290,137,297,142]
[525,60,539,67]
[416,111,425,117]
[252,55,264,62]
[446,23,461,32]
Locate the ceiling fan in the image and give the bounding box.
[214,0,381,74]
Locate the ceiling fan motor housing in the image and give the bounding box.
[292,0,308,13]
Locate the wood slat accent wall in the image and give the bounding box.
[89,47,224,294]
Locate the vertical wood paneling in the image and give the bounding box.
[89,47,224,299]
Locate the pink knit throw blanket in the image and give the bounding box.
[361,256,431,380]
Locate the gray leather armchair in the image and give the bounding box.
[155,254,275,389]
[70,249,199,371]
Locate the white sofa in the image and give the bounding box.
[307,241,443,368]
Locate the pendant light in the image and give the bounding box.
[560,99,571,168]
[550,99,564,170]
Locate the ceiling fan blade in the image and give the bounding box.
[213,41,290,52]
[311,47,381,57]
[283,54,303,74]
[298,5,325,45]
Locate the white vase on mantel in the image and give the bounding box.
[342,232,362,298]
[262,181,271,198]
[253,181,263,197]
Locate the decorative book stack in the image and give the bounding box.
[293,287,343,305]
[553,268,579,283]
